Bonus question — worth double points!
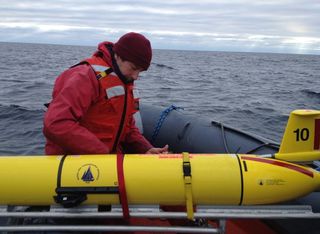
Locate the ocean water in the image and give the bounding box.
[0,42,319,155]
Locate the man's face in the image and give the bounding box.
[115,54,144,82]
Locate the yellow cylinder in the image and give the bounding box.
[124,154,241,205]
[0,154,318,206]
[0,156,59,205]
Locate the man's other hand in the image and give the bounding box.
[146,144,169,154]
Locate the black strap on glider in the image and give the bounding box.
[235,154,244,205]
[54,155,119,208]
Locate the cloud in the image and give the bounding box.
[0,0,319,54]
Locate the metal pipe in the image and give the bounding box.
[0,225,219,233]
[0,205,319,219]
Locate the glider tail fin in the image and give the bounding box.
[275,109,320,162]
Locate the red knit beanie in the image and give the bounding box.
[114,32,152,71]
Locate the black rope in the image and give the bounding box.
[245,142,279,154]
[211,120,280,154]
[212,121,231,154]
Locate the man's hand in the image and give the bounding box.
[146,144,169,154]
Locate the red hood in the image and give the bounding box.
[93,41,114,66]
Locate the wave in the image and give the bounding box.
[301,89,320,99]
[0,78,28,83]
[0,104,44,155]
[0,104,44,125]
[0,103,44,114]
[152,62,175,70]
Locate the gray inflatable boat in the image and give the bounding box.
[139,103,279,155]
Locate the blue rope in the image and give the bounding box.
[151,105,183,144]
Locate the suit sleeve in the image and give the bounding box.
[43,65,109,154]
[123,114,153,153]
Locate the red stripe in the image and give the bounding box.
[241,156,314,178]
[314,119,320,150]
[117,153,130,219]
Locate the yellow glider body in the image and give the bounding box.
[0,153,318,206]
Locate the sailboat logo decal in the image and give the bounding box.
[81,166,94,182]
[77,164,100,183]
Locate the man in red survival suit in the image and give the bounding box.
[43,32,168,155]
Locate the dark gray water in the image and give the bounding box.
[0,42,319,155]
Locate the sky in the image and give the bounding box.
[1,0,320,55]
